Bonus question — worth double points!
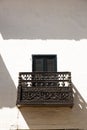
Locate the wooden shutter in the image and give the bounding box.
[46,58,56,72]
[35,58,43,72]
[32,55,57,72]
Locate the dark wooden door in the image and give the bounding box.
[32,55,57,72]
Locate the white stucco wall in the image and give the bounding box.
[1,41,87,130]
[0,0,87,129]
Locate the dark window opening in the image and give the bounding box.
[32,54,57,72]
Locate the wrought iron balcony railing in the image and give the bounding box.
[16,72,73,107]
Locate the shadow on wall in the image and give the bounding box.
[0,55,16,108]
[72,83,87,111]
[18,83,87,129]
[0,0,87,40]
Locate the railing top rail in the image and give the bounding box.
[19,71,71,75]
[18,71,72,88]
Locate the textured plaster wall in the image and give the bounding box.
[0,0,87,129]
[0,42,87,129]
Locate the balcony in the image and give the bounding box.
[16,72,73,107]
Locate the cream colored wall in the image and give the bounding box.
[0,0,87,129]
[0,42,87,129]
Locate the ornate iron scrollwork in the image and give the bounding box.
[17,72,73,107]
